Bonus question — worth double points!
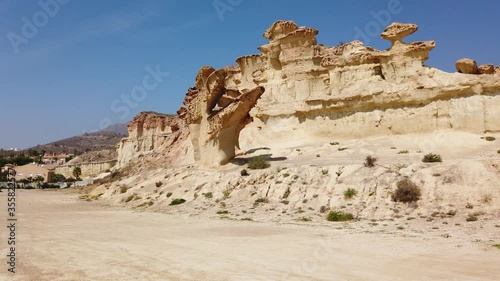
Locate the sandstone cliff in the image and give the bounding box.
[117,112,191,168]
[118,21,500,168]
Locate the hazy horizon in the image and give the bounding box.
[2,0,500,149]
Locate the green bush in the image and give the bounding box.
[343,188,358,199]
[120,186,128,194]
[170,198,186,206]
[240,169,249,176]
[216,210,229,215]
[203,192,213,199]
[392,178,421,203]
[248,156,270,170]
[422,153,442,163]
[326,210,354,222]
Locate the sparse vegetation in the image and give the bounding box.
[170,198,186,205]
[240,169,249,176]
[297,217,312,222]
[497,149,500,154]
[343,188,358,199]
[120,186,129,194]
[166,192,173,198]
[281,200,289,205]
[398,150,409,154]
[493,244,500,249]
[137,201,154,208]
[254,198,269,204]
[422,153,442,163]
[124,194,141,203]
[283,173,290,177]
[484,136,496,141]
[446,210,457,217]
[466,214,478,222]
[203,192,213,199]
[283,188,290,199]
[320,206,329,213]
[322,169,328,175]
[216,210,229,215]
[432,173,441,177]
[338,147,347,151]
[326,210,354,222]
[330,142,339,145]
[392,178,421,203]
[223,189,231,199]
[302,199,308,203]
[248,156,270,170]
[364,155,377,167]
[481,194,493,204]
[241,218,253,221]
[397,226,405,230]
[155,181,163,187]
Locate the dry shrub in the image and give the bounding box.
[392,178,421,203]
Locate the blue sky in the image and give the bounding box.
[1,0,499,149]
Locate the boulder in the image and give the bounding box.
[456,58,479,74]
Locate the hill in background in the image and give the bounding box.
[29,124,128,155]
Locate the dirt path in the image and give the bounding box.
[0,190,499,281]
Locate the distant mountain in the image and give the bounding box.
[29,126,127,155]
[100,123,128,136]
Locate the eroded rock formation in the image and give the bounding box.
[117,112,189,168]
[177,66,265,168]
[119,21,500,169]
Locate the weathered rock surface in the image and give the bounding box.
[119,20,500,169]
[478,64,495,75]
[178,66,265,168]
[456,58,479,74]
[117,112,190,168]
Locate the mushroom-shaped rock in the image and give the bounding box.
[179,66,265,168]
[381,22,418,45]
[264,20,299,41]
[478,64,495,75]
[456,58,479,74]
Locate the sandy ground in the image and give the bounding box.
[0,190,498,281]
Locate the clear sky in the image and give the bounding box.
[1,0,499,149]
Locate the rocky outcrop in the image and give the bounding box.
[478,64,495,75]
[456,58,479,74]
[116,112,190,168]
[229,21,500,148]
[456,59,498,75]
[178,67,265,168]
[121,21,500,169]
[55,161,117,178]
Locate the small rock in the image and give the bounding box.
[478,64,495,75]
[456,58,479,74]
